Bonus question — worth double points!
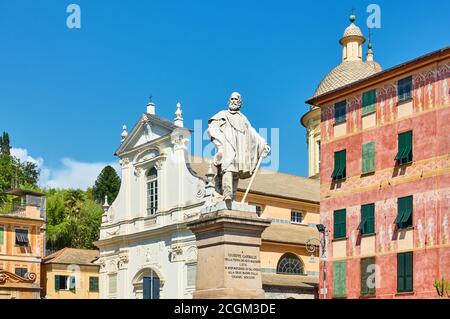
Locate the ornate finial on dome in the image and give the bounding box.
[340,13,365,62]
[121,125,128,142]
[147,95,156,115]
[366,28,374,61]
[174,101,184,127]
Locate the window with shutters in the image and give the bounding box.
[333,209,346,239]
[362,90,376,115]
[358,204,375,235]
[395,196,413,229]
[331,150,346,181]
[146,167,158,215]
[395,131,413,165]
[398,76,412,103]
[89,276,99,292]
[362,142,375,174]
[360,257,376,296]
[334,101,347,124]
[397,252,413,293]
[15,229,29,246]
[55,275,69,290]
[333,261,346,298]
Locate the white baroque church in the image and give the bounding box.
[95,100,207,299]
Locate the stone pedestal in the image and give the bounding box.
[187,208,271,299]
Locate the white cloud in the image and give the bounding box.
[11,148,120,190]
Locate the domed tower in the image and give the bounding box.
[301,14,382,178]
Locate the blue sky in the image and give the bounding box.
[0,0,449,189]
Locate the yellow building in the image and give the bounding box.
[191,159,321,299]
[0,189,46,299]
[41,248,100,299]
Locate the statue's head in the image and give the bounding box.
[228,92,242,111]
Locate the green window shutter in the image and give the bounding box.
[405,131,413,163]
[397,253,405,292]
[333,261,346,297]
[404,252,413,292]
[340,150,346,179]
[332,150,346,180]
[366,204,375,234]
[69,276,76,291]
[55,275,60,291]
[362,90,376,115]
[334,209,346,239]
[332,151,340,179]
[361,204,375,234]
[362,142,375,174]
[0,227,4,245]
[396,131,413,164]
[398,252,413,292]
[397,196,413,228]
[361,257,375,296]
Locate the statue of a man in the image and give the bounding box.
[208,92,270,201]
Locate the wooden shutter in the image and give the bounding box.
[363,204,375,234]
[362,142,375,174]
[333,261,346,297]
[401,196,413,227]
[152,277,160,299]
[362,90,376,115]
[361,257,375,296]
[55,275,60,291]
[358,204,375,234]
[334,210,346,239]
[69,276,76,291]
[404,131,413,162]
[397,253,405,292]
[404,252,413,292]
[340,150,346,178]
[143,277,151,299]
[332,151,340,179]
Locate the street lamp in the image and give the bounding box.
[306,224,328,299]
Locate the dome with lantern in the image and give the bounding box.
[313,15,382,98]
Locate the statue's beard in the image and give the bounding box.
[228,102,241,112]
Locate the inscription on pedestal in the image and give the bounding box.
[224,253,260,280]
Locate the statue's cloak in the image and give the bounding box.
[208,110,266,179]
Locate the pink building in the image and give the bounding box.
[304,16,450,298]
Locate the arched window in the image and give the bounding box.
[277,253,304,275]
[146,167,158,215]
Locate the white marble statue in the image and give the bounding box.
[207,92,270,202]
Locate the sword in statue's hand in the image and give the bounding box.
[241,145,271,204]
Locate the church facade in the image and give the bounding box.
[95,100,321,299]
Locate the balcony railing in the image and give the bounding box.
[0,202,26,216]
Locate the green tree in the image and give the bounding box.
[0,132,11,155]
[92,165,121,204]
[45,189,103,251]
[0,132,40,196]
